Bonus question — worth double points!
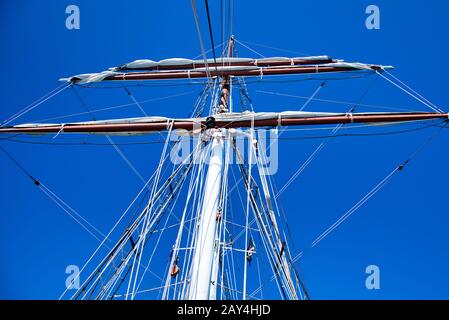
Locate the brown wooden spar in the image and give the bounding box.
[0,112,446,135]
[74,65,382,83]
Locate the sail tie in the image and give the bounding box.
[347,113,354,123]
[277,113,282,127]
[53,124,65,139]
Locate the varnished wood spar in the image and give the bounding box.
[117,57,336,71]
[73,65,382,82]
[0,113,446,134]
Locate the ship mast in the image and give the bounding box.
[1,36,447,301]
[187,37,234,300]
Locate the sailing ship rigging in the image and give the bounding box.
[0,2,447,301]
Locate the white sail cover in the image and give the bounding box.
[10,111,344,129]
[112,56,330,70]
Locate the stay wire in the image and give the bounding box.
[293,120,448,261]
[204,0,218,66]
[0,144,39,186]
[0,144,105,241]
[71,87,146,184]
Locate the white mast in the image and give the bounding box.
[187,37,234,300]
[187,131,224,300]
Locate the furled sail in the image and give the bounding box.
[0,111,446,135]
[60,56,393,84]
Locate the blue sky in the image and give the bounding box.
[0,0,448,299]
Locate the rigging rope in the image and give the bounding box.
[292,121,448,262]
[234,39,265,58]
[123,87,148,116]
[30,91,193,123]
[276,75,379,199]
[242,118,254,300]
[191,0,213,83]
[256,90,419,113]
[0,144,106,241]
[1,83,70,127]
[236,39,311,56]
[384,70,444,113]
[72,87,147,184]
[204,0,218,66]
[300,81,327,111]
[376,71,443,113]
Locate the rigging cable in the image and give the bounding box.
[123,86,148,116]
[293,120,448,262]
[191,0,213,82]
[235,39,310,56]
[256,89,420,113]
[234,38,265,58]
[72,87,147,184]
[204,0,218,65]
[1,83,71,127]
[0,144,106,241]
[276,75,379,198]
[376,71,443,113]
[33,91,193,124]
[384,69,443,113]
[71,85,97,121]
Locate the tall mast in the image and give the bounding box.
[187,37,234,300]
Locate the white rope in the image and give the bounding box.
[136,181,184,299]
[233,136,289,299]
[236,39,310,56]
[133,141,204,299]
[311,167,398,248]
[52,124,65,139]
[39,183,105,242]
[67,141,198,300]
[255,136,298,299]
[112,281,184,299]
[262,80,328,166]
[242,117,254,300]
[162,138,205,299]
[105,135,146,184]
[192,40,227,60]
[384,70,444,113]
[126,88,148,116]
[2,83,70,126]
[171,167,202,299]
[179,140,210,299]
[32,92,192,123]
[126,120,174,299]
[234,39,265,58]
[61,167,159,300]
[276,124,343,198]
[376,71,443,113]
[300,81,326,111]
[100,145,203,300]
[256,90,419,112]
[288,166,399,266]
[191,0,213,83]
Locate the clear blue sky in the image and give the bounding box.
[0,0,448,299]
